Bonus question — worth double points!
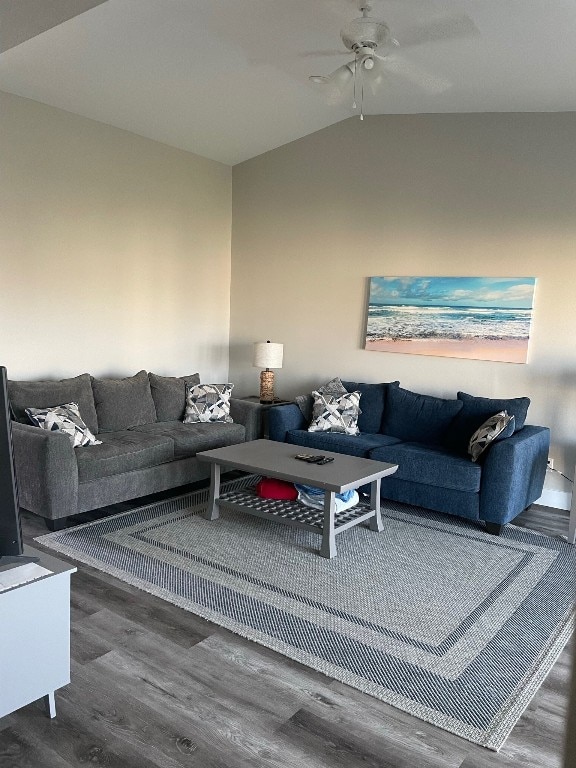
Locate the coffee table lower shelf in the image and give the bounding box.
[207,482,382,558]
[218,485,377,535]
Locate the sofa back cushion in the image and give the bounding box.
[91,370,157,432]
[444,391,530,454]
[381,386,463,445]
[342,380,400,434]
[8,373,99,434]
[149,372,200,421]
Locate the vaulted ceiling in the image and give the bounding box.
[1,0,575,165]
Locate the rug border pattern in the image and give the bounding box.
[36,478,575,751]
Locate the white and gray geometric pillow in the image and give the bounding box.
[25,402,102,447]
[295,377,348,422]
[308,390,361,435]
[183,383,234,424]
[468,410,514,462]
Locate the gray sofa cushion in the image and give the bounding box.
[129,421,245,458]
[8,373,99,434]
[149,372,200,421]
[91,370,157,432]
[76,431,174,482]
[369,442,481,493]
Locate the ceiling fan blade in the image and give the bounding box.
[380,55,452,95]
[397,14,479,49]
[300,49,349,58]
[329,62,354,89]
[309,62,354,105]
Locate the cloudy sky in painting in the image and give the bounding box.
[368,277,536,309]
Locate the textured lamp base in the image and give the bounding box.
[259,369,275,403]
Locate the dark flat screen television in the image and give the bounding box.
[0,366,36,568]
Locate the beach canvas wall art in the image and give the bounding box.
[365,277,536,363]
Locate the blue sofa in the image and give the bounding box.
[268,381,550,533]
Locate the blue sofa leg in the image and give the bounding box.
[485,522,504,536]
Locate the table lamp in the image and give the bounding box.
[253,341,283,403]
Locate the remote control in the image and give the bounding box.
[316,457,334,465]
[295,454,323,463]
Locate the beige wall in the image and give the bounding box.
[0,90,232,382]
[231,114,576,473]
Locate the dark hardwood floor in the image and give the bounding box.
[0,492,571,768]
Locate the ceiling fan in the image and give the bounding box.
[308,1,477,119]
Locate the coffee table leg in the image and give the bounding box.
[369,478,384,532]
[320,491,337,559]
[204,463,221,520]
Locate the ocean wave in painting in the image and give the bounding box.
[366,304,532,341]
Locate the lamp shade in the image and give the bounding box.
[253,341,283,369]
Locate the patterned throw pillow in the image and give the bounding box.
[295,377,348,422]
[183,384,234,424]
[468,411,514,462]
[26,402,102,447]
[308,391,361,435]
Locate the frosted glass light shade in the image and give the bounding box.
[253,342,283,369]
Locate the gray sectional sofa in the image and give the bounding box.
[9,370,260,530]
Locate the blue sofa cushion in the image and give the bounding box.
[342,380,400,433]
[369,442,481,493]
[381,386,463,445]
[285,429,401,458]
[445,392,530,454]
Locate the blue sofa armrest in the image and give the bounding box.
[268,403,306,442]
[479,425,550,525]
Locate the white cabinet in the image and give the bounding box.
[0,546,76,719]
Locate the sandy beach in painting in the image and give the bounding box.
[365,337,528,363]
[364,290,534,363]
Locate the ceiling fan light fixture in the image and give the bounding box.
[341,18,390,51]
[308,1,474,118]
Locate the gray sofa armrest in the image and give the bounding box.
[11,422,79,522]
[229,398,262,442]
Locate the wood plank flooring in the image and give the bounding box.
[0,491,571,768]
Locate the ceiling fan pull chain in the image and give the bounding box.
[352,55,357,109]
[360,72,365,120]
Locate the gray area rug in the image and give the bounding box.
[37,475,575,751]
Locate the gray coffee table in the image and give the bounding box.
[197,439,398,558]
